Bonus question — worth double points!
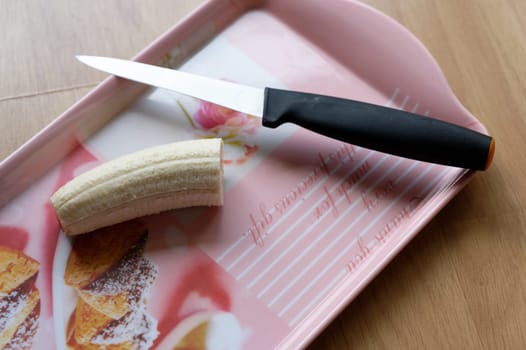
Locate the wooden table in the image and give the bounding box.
[2,1,525,349]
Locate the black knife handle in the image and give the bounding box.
[262,87,494,170]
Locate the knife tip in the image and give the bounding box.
[76,55,90,62]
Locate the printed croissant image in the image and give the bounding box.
[64,220,159,350]
[0,246,41,350]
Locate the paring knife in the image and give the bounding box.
[77,56,495,171]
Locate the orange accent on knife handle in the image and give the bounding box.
[262,87,494,171]
[485,138,495,170]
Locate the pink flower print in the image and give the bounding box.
[194,101,248,130]
[176,95,261,165]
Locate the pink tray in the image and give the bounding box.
[0,1,488,349]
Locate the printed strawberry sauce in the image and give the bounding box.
[153,258,231,347]
[0,226,29,251]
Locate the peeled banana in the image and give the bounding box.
[51,138,224,236]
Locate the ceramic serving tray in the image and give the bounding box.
[0,0,489,349]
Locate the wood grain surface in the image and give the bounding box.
[2,1,525,349]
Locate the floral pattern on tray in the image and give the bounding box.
[178,98,260,165]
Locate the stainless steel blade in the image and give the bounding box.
[77,55,266,117]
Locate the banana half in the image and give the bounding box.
[51,138,224,236]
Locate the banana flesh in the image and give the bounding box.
[51,138,224,236]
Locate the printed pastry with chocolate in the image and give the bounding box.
[0,246,41,350]
[64,221,159,349]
